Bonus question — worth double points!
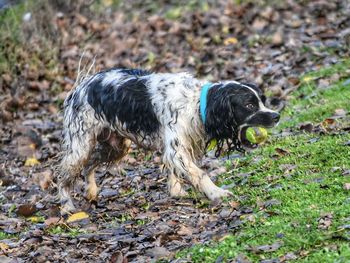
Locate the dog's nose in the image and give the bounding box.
[271,112,280,123]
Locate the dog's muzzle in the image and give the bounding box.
[238,111,280,148]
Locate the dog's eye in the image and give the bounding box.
[245,103,255,110]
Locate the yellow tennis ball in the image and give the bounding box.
[246,127,268,144]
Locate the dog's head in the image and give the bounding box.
[204,81,280,154]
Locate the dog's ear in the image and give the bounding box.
[205,84,237,140]
[204,84,242,156]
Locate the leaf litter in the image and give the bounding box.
[1,0,350,262]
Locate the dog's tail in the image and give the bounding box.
[74,50,97,88]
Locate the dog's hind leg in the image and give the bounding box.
[83,131,131,202]
[58,130,97,215]
[82,159,99,202]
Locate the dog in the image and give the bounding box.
[58,68,280,214]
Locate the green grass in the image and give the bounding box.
[178,60,350,262]
[0,1,58,76]
[280,59,350,130]
[0,231,17,240]
[47,225,86,238]
[0,3,26,74]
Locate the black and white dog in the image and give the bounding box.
[58,68,279,214]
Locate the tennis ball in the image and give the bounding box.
[246,127,268,144]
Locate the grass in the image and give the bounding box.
[0,1,61,80]
[280,59,350,130]
[0,3,26,74]
[47,225,86,238]
[0,231,17,240]
[178,60,350,262]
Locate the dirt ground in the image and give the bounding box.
[1,1,350,262]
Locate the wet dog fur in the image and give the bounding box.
[58,68,280,214]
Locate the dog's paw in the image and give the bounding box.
[169,186,188,198]
[206,187,233,201]
[169,179,188,198]
[86,185,99,202]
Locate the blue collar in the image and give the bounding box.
[200,82,212,124]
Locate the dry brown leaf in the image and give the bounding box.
[318,213,333,230]
[33,170,52,190]
[229,201,240,209]
[17,204,37,217]
[177,225,193,236]
[0,242,9,252]
[275,148,290,156]
[44,217,61,226]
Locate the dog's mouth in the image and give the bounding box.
[238,126,259,149]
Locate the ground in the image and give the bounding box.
[0,1,350,262]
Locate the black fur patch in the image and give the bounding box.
[247,111,280,127]
[204,82,278,155]
[241,82,266,104]
[87,75,160,136]
[204,83,242,156]
[118,68,151,77]
[204,83,265,155]
[205,84,237,140]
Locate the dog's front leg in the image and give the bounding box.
[186,160,232,201]
[168,170,188,197]
[163,144,232,201]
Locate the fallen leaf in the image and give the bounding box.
[318,79,330,89]
[300,123,314,133]
[224,37,238,45]
[0,242,9,252]
[343,183,350,190]
[279,252,298,261]
[24,157,40,166]
[28,216,43,223]
[145,246,171,259]
[322,118,336,127]
[234,254,251,263]
[17,204,37,217]
[302,76,314,83]
[299,250,309,257]
[66,211,89,223]
[249,241,282,253]
[271,28,284,46]
[263,199,282,208]
[252,17,268,31]
[318,212,333,230]
[177,225,193,236]
[32,170,52,190]
[110,251,125,263]
[342,170,350,176]
[275,148,290,156]
[44,217,61,226]
[229,201,240,209]
[334,108,347,117]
